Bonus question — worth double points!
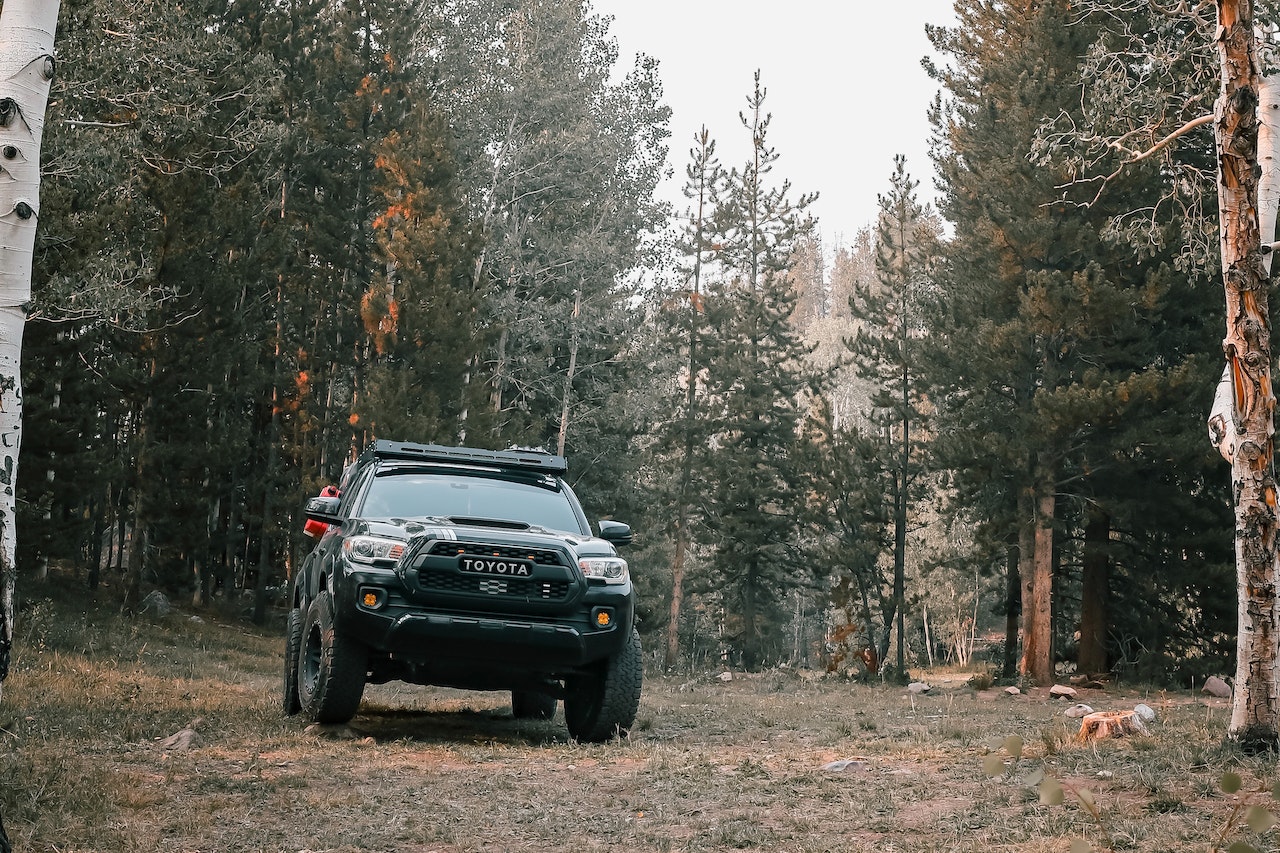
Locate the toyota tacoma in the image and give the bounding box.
[282,440,641,742]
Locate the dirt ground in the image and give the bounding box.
[0,604,1273,853]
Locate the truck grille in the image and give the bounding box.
[426,541,566,566]
[417,570,571,601]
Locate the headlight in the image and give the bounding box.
[343,535,406,566]
[578,556,629,585]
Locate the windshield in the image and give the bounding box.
[358,470,586,535]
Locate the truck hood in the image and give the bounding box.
[349,516,618,558]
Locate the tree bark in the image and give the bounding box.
[1215,0,1280,749]
[1077,508,1110,675]
[1002,537,1020,679]
[0,0,58,703]
[1019,480,1055,686]
[892,394,908,676]
[0,7,58,848]
[741,558,758,671]
[665,530,687,669]
[555,289,580,457]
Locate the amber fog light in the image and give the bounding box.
[360,587,387,610]
[592,607,614,629]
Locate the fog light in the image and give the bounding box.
[359,587,387,610]
[592,607,614,628]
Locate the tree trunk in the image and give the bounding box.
[0,8,58,848]
[122,367,155,616]
[0,0,57,705]
[665,528,687,670]
[742,558,758,670]
[1078,508,1110,675]
[1215,0,1280,749]
[1019,481,1054,686]
[1002,538,1019,679]
[254,282,286,626]
[893,405,908,675]
[122,497,145,615]
[922,602,934,667]
[87,493,103,591]
[556,289,580,457]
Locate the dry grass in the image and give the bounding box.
[1,584,1277,853]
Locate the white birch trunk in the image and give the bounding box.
[1213,0,1280,747]
[1226,66,1280,740]
[0,0,58,701]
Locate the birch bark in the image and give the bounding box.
[1215,0,1280,748]
[0,0,58,703]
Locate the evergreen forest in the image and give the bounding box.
[14,0,1245,686]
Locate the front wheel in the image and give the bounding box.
[297,590,367,724]
[564,629,642,742]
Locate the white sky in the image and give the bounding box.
[591,0,957,247]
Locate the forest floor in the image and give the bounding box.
[0,580,1275,853]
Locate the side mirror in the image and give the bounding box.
[598,519,632,546]
[305,495,342,524]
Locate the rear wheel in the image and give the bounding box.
[297,590,367,724]
[511,690,558,720]
[282,607,304,715]
[564,629,642,742]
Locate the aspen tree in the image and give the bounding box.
[0,0,58,703]
[0,3,57,850]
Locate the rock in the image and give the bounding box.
[1064,703,1094,718]
[907,681,932,694]
[160,721,202,751]
[1202,676,1232,698]
[1049,684,1078,699]
[1134,703,1157,723]
[822,758,868,772]
[717,671,733,682]
[1004,686,1022,696]
[141,590,171,617]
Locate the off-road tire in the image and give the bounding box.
[564,628,642,742]
[282,607,304,715]
[511,690,558,720]
[297,590,367,724]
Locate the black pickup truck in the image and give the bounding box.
[283,440,640,742]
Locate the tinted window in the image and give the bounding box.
[359,471,585,535]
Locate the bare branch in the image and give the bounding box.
[1074,113,1214,207]
[60,118,130,128]
[1114,112,1214,164]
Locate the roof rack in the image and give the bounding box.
[365,440,568,476]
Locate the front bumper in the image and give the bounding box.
[334,566,635,670]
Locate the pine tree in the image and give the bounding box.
[418,0,669,454]
[650,127,721,669]
[847,156,941,674]
[925,0,1229,686]
[355,50,483,443]
[699,72,820,669]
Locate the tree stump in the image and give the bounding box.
[1077,710,1148,742]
